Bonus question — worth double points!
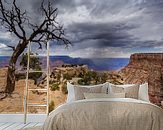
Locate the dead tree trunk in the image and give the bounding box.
[5,41,28,94]
[5,56,17,94]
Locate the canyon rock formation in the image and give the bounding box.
[119,53,163,105]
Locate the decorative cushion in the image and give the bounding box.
[74,85,102,100]
[138,83,150,102]
[84,92,126,99]
[66,82,108,102]
[109,84,139,99]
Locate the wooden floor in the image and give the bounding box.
[0,122,43,130]
[0,114,46,130]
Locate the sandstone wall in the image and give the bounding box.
[119,53,163,105]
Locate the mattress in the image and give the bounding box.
[42,98,163,130]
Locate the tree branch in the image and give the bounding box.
[13,0,26,38]
[7,45,16,51]
[0,0,26,39]
[28,0,70,47]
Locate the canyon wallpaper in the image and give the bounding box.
[0,0,163,113]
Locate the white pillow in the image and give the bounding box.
[66,82,75,103]
[109,83,139,99]
[107,83,136,93]
[114,84,137,88]
[84,92,126,99]
[138,83,150,102]
[101,82,109,93]
[66,82,109,103]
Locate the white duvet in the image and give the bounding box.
[42,98,163,130]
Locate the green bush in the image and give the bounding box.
[62,83,68,94]
[63,73,72,80]
[77,71,108,85]
[78,79,88,85]
[20,53,42,84]
[77,71,97,85]
[50,83,60,91]
[49,100,55,113]
[100,73,108,83]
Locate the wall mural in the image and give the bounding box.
[0,0,163,113]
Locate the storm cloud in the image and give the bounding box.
[0,0,163,57]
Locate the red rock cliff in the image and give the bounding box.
[119,53,163,105]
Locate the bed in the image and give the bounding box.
[42,82,163,130]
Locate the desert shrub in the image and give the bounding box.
[63,73,72,80]
[78,72,84,78]
[50,83,60,91]
[77,71,108,85]
[20,53,42,69]
[100,73,108,83]
[77,71,97,85]
[62,83,68,94]
[97,73,107,84]
[20,53,42,84]
[78,79,87,85]
[88,71,97,79]
[49,100,55,113]
[56,73,61,81]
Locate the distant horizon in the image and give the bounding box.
[0,52,163,58]
[0,56,130,71]
[0,54,130,59]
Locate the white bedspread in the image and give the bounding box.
[42,98,163,130]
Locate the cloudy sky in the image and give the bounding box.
[0,0,163,58]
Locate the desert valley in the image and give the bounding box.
[0,53,163,113]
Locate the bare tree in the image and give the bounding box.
[0,0,70,98]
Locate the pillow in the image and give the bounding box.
[138,83,150,102]
[109,84,139,99]
[84,92,126,99]
[107,83,136,93]
[66,82,75,103]
[101,82,109,93]
[74,85,102,100]
[66,82,108,103]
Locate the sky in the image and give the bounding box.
[0,0,163,58]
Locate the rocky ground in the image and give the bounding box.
[0,66,67,113]
[0,65,123,113]
[0,79,67,113]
